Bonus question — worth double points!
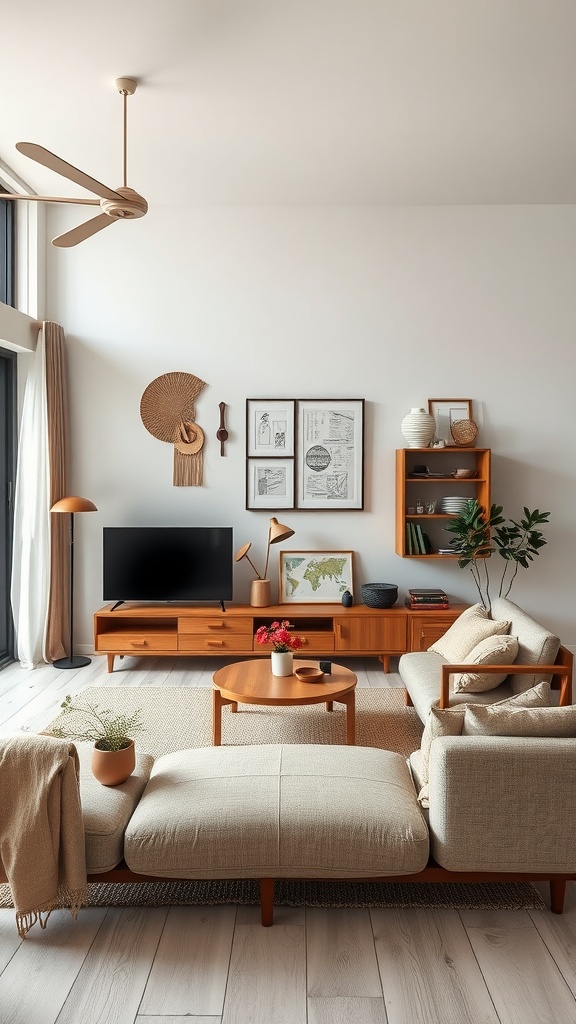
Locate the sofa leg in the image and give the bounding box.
[260,878,274,926]
[405,689,413,707]
[550,879,566,914]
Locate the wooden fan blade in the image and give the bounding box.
[0,191,99,206]
[16,142,124,201]
[52,213,116,248]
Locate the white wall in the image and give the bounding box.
[43,203,576,652]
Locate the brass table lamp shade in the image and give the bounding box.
[235,516,295,607]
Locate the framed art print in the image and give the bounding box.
[296,399,364,509]
[246,458,295,509]
[428,399,472,446]
[246,399,295,457]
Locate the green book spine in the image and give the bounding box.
[415,524,427,555]
[406,521,413,554]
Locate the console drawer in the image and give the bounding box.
[286,630,335,653]
[179,634,254,653]
[97,631,177,653]
[178,616,253,636]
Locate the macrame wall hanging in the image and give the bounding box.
[140,371,207,486]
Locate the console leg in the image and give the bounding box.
[107,654,115,673]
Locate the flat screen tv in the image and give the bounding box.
[103,527,233,608]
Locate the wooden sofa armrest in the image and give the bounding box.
[439,645,573,709]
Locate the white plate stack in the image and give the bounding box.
[440,496,469,515]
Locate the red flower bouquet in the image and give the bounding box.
[254,620,304,653]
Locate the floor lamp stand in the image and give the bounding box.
[53,510,91,670]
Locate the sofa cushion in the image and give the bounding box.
[452,633,519,693]
[399,649,517,724]
[490,598,560,694]
[417,681,552,806]
[124,744,429,879]
[428,603,510,662]
[463,703,576,737]
[77,742,155,873]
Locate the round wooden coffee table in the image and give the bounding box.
[212,659,357,746]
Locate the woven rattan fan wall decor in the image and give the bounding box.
[140,372,207,486]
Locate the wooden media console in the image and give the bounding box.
[94,602,468,673]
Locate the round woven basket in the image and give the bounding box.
[450,418,478,447]
[361,584,398,609]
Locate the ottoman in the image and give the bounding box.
[123,743,429,920]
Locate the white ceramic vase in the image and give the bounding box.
[271,651,294,676]
[401,407,435,448]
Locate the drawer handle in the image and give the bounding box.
[130,641,148,648]
[207,640,225,647]
[335,625,343,641]
[207,622,225,629]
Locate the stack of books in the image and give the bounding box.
[405,588,450,610]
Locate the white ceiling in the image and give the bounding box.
[1,0,575,208]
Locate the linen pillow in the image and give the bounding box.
[452,633,519,693]
[463,703,576,737]
[428,603,511,662]
[417,680,551,806]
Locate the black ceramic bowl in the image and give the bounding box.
[361,583,398,609]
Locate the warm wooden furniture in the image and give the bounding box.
[211,659,357,746]
[94,602,469,673]
[396,447,491,557]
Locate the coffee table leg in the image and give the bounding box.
[345,691,356,745]
[325,701,333,712]
[212,688,223,746]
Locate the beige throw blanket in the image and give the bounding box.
[0,735,87,937]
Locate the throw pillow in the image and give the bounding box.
[452,634,519,693]
[417,680,551,806]
[428,603,511,662]
[463,703,576,737]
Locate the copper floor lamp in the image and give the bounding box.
[50,495,97,669]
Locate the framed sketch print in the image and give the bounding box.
[279,550,354,603]
[428,399,472,446]
[246,399,295,457]
[246,459,295,510]
[296,399,364,509]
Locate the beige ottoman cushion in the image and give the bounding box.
[77,742,155,873]
[124,744,429,879]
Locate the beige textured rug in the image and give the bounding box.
[43,685,424,759]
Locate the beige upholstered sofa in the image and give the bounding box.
[5,705,576,928]
[398,597,573,722]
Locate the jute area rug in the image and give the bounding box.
[19,686,544,912]
[43,684,424,758]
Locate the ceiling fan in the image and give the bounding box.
[0,77,147,248]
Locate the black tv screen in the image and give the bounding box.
[103,527,233,603]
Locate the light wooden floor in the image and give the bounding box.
[1,654,576,1024]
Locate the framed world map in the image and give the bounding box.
[279,550,354,604]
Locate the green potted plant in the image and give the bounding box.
[52,694,145,786]
[444,499,549,613]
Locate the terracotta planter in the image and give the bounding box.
[91,739,136,786]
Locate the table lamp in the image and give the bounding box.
[50,495,97,668]
[235,516,295,607]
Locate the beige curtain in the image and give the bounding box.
[44,323,69,663]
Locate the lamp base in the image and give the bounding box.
[250,579,272,607]
[53,655,92,670]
